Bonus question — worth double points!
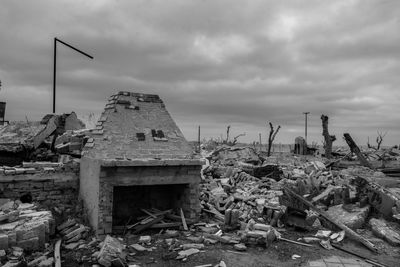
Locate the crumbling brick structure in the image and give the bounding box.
[0,163,79,209]
[80,91,203,235]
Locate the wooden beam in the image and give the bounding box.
[343,133,372,168]
[131,216,164,234]
[180,208,188,231]
[54,239,62,267]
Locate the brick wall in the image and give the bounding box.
[0,171,79,210]
[83,92,195,160]
[96,165,201,235]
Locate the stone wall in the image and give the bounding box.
[96,165,201,235]
[0,171,79,209]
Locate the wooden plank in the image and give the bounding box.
[332,244,388,267]
[150,222,182,229]
[141,208,172,218]
[278,237,313,247]
[165,213,196,224]
[132,216,164,234]
[180,208,188,231]
[54,239,62,267]
[141,209,157,218]
[141,208,170,224]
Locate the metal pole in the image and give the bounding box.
[55,38,94,59]
[303,112,310,144]
[198,125,201,152]
[53,38,57,113]
[52,37,93,114]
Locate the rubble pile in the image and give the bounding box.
[0,200,54,251]
[1,107,400,267]
[0,112,93,166]
[57,219,90,247]
[201,165,286,229]
[199,145,400,255]
[33,143,397,266]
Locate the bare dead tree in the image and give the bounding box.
[267,122,281,157]
[367,131,387,150]
[376,131,387,149]
[321,114,336,159]
[222,125,245,146]
[344,133,372,168]
[231,133,246,145]
[225,125,231,143]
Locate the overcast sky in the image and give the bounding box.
[0,0,399,146]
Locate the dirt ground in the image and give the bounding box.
[62,227,400,267]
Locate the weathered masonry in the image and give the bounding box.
[80,91,203,235]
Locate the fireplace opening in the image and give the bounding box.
[112,184,189,227]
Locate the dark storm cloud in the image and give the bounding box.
[1,0,400,145]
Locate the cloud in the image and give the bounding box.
[0,0,400,146]
[193,34,253,63]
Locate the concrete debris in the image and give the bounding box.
[209,146,261,166]
[97,235,125,267]
[315,230,332,238]
[58,220,89,244]
[37,257,54,267]
[233,243,247,251]
[320,239,333,250]
[330,231,345,243]
[176,248,200,260]
[298,237,321,243]
[0,201,54,251]
[130,243,147,252]
[182,243,205,250]
[325,204,370,229]
[369,218,400,246]
[138,235,151,244]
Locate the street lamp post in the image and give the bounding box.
[53,38,93,113]
[303,112,310,144]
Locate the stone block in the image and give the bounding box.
[16,221,46,250]
[369,218,400,246]
[97,235,125,267]
[7,232,16,247]
[0,221,19,232]
[17,237,39,251]
[38,257,54,267]
[325,204,369,229]
[2,261,20,267]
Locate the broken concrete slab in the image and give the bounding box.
[97,235,125,267]
[369,218,400,246]
[325,204,369,229]
[176,248,200,259]
[27,255,47,267]
[0,234,8,250]
[33,116,57,149]
[38,257,54,267]
[182,243,204,250]
[64,112,85,131]
[130,243,147,252]
[233,243,247,251]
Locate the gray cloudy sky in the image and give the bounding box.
[1,0,399,145]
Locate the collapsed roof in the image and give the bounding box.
[82,91,195,161]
